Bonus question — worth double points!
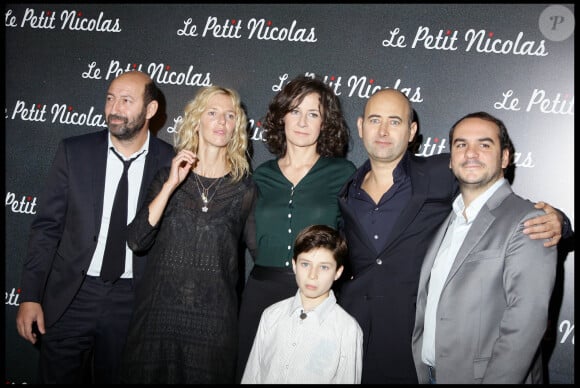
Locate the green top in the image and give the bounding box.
[253,157,357,268]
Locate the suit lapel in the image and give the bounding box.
[377,156,429,256]
[92,130,109,234]
[339,163,378,253]
[444,183,513,284]
[138,136,156,207]
[419,211,454,292]
[445,210,495,282]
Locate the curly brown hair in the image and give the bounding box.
[262,75,350,158]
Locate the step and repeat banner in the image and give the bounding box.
[5,3,574,384]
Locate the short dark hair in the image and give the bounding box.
[293,225,348,268]
[449,111,515,167]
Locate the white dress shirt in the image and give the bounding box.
[87,132,150,278]
[241,289,363,384]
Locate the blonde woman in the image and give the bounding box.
[120,86,257,384]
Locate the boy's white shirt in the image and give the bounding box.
[241,289,363,384]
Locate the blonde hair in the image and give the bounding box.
[174,86,250,181]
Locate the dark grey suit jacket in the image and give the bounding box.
[19,129,174,327]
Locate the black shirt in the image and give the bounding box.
[345,153,412,254]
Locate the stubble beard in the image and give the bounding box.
[107,110,147,142]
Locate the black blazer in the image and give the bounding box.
[19,129,175,327]
[336,152,458,383]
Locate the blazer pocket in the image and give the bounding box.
[464,249,501,263]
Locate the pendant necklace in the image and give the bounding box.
[194,172,224,212]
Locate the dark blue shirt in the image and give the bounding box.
[345,153,412,254]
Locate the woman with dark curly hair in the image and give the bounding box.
[236,75,357,381]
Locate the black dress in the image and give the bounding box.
[120,168,256,384]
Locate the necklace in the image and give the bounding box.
[193,173,224,212]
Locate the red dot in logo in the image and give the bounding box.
[330,76,335,81]
[434,138,439,143]
[232,19,237,24]
[488,32,494,38]
[68,106,73,111]
[257,121,261,126]
[369,79,374,84]
[17,288,21,293]
[77,12,82,17]
[37,104,42,109]
[47,11,51,16]
[267,20,272,26]
[166,65,171,71]
[446,29,451,35]
[27,196,32,201]
[132,64,137,69]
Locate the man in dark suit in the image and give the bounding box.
[15,71,175,384]
[336,89,569,384]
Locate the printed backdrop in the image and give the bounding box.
[5,3,574,384]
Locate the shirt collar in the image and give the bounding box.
[393,151,410,182]
[353,151,410,190]
[288,289,337,324]
[453,178,508,223]
[108,131,150,160]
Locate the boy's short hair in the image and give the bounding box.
[293,225,348,268]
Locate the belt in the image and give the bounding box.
[85,275,133,286]
[250,265,294,281]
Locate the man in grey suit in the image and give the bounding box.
[15,71,175,383]
[411,111,557,384]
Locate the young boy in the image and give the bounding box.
[241,224,363,384]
